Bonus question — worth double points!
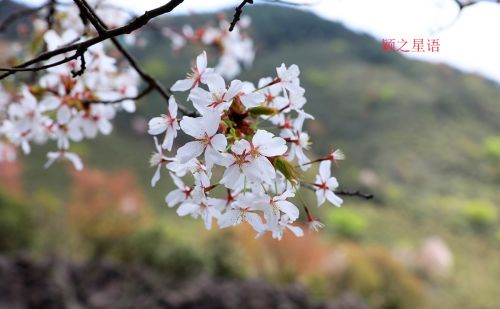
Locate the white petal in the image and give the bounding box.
[64,152,83,171]
[327,177,339,189]
[205,73,226,92]
[231,139,251,155]
[176,141,204,163]
[151,165,161,187]
[325,191,343,207]
[225,80,243,101]
[168,96,178,118]
[57,105,71,124]
[165,190,183,207]
[253,130,287,157]
[171,79,194,92]
[188,87,211,107]
[240,92,264,109]
[210,133,227,152]
[276,200,299,221]
[316,190,326,207]
[203,112,221,137]
[177,202,199,216]
[286,225,304,237]
[220,165,242,188]
[246,213,265,232]
[148,117,167,135]
[44,152,59,169]
[196,50,207,72]
[319,160,331,181]
[162,128,176,151]
[254,156,276,182]
[180,116,205,139]
[218,210,241,228]
[98,120,112,135]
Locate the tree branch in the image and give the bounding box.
[229,0,253,31]
[73,0,106,34]
[299,181,373,200]
[74,0,197,116]
[335,189,374,200]
[0,52,80,72]
[0,0,185,81]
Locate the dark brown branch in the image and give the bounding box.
[46,0,57,29]
[453,0,500,9]
[229,0,253,31]
[73,0,106,34]
[76,0,196,116]
[299,181,373,200]
[0,0,185,81]
[0,52,79,72]
[70,49,86,77]
[335,190,374,200]
[0,2,50,32]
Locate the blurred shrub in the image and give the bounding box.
[326,208,367,239]
[494,229,500,245]
[234,226,423,308]
[484,136,500,160]
[0,190,33,252]
[318,244,424,309]
[234,224,331,284]
[30,190,69,255]
[484,136,500,180]
[461,201,497,233]
[68,169,151,257]
[111,222,205,279]
[206,233,247,279]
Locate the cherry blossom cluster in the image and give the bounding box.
[163,15,254,79]
[0,1,139,169]
[148,51,346,239]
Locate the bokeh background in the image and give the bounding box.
[1,1,500,308]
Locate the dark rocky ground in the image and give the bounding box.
[0,255,369,309]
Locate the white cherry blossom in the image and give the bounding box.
[176,112,226,166]
[44,148,83,171]
[314,160,343,207]
[171,51,214,91]
[148,96,180,151]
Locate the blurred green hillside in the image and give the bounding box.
[2,3,500,309]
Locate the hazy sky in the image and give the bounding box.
[15,0,500,84]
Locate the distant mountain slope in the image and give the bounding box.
[136,5,500,199]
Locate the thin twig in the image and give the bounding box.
[335,190,374,200]
[46,0,57,30]
[76,0,197,116]
[0,52,79,72]
[70,49,86,77]
[229,0,253,31]
[0,0,185,80]
[299,181,373,200]
[73,0,106,34]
